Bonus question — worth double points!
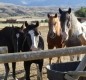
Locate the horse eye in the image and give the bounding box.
[67,21,70,28]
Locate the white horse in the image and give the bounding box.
[59,8,86,61]
[78,21,86,45]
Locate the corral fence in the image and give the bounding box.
[0,46,86,63]
[1,46,86,80]
[0,17,85,23]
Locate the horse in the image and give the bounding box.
[59,8,86,61]
[47,13,63,64]
[0,26,24,80]
[22,21,44,80]
[78,21,86,45]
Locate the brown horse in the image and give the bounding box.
[47,13,63,64]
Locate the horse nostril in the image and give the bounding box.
[30,46,38,51]
[62,32,68,41]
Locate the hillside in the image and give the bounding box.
[0,3,61,18]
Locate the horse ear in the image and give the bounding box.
[68,8,71,14]
[25,21,28,28]
[21,25,24,30]
[54,13,57,18]
[47,13,50,18]
[12,24,14,28]
[35,21,39,27]
[59,8,62,14]
[20,25,24,33]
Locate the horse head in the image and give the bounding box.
[59,8,72,42]
[47,13,61,39]
[23,21,43,51]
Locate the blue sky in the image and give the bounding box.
[0,0,86,7]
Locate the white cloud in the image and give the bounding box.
[20,0,46,5]
[28,0,46,2]
[35,0,46,1]
[21,0,28,5]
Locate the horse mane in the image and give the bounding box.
[70,12,82,36]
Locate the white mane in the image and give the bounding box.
[81,21,86,34]
[70,12,83,36]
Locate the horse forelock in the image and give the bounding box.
[48,16,61,37]
[55,18,62,36]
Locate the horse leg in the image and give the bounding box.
[56,44,63,63]
[36,64,40,80]
[37,60,43,80]
[48,44,54,64]
[12,62,17,80]
[49,58,52,65]
[24,61,31,80]
[4,63,10,80]
[56,56,61,63]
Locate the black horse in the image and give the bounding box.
[22,21,44,80]
[0,26,24,80]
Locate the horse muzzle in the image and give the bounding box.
[30,45,38,51]
[49,32,56,39]
[61,32,68,42]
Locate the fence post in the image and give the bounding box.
[0,46,8,54]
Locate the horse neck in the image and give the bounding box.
[70,13,82,36]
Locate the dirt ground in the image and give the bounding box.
[0,25,71,80]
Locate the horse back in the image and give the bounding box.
[0,27,14,52]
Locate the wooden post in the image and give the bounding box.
[0,46,86,63]
[0,46,8,54]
